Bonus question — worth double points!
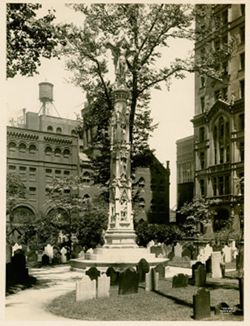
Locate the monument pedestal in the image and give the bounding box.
[70,246,168,271]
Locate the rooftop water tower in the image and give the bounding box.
[39,82,54,115]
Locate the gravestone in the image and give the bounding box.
[211,252,222,278]
[193,288,211,320]
[152,269,159,291]
[11,249,29,283]
[172,273,189,288]
[236,248,244,275]
[154,263,165,280]
[150,246,162,257]
[204,244,213,260]
[162,244,172,258]
[86,266,101,281]
[191,261,204,281]
[85,248,94,259]
[97,274,110,298]
[174,242,183,257]
[106,266,119,286]
[44,244,53,261]
[118,267,139,295]
[41,254,50,266]
[222,245,232,263]
[52,247,61,264]
[137,258,150,282]
[60,247,67,263]
[27,250,37,264]
[76,275,96,301]
[205,256,212,273]
[194,264,206,287]
[12,243,22,256]
[145,270,153,291]
[78,250,85,258]
[147,240,155,248]
[182,246,192,259]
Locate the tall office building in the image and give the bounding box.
[192,4,245,234]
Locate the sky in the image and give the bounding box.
[5,2,195,209]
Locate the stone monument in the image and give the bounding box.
[70,44,168,270]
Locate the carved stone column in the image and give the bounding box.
[104,85,137,248]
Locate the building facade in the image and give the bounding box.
[176,135,194,211]
[192,4,244,233]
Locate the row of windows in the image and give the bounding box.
[45,168,71,176]
[8,142,37,153]
[8,142,72,157]
[47,125,77,135]
[8,165,37,173]
[45,147,70,157]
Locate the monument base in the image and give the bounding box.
[70,246,169,271]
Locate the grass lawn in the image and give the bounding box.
[46,278,243,321]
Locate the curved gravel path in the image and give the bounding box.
[5,265,84,320]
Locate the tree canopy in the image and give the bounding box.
[7,3,66,78]
[62,4,229,142]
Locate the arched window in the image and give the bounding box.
[19,143,27,152]
[63,148,70,157]
[47,126,53,132]
[56,127,62,134]
[71,129,76,135]
[45,146,52,155]
[8,142,16,151]
[29,144,37,153]
[55,147,61,156]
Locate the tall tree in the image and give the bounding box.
[62,4,227,143]
[7,3,66,78]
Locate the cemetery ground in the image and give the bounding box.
[6,263,243,321]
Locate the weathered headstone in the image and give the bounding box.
[85,248,94,259]
[60,247,67,263]
[76,275,96,301]
[172,273,189,288]
[152,269,159,291]
[118,267,139,295]
[147,240,155,248]
[78,250,85,258]
[12,243,22,256]
[182,246,192,259]
[204,244,213,260]
[145,270,153,291]
[191,261,204,281]
[222,245,232,263]
[86,266,101,281]
[137,258,150,282]
[11,249,29,283]
[97,274,110,298]
[44,244,53,261]
[174,242,183,257]
[194,264,206,287]
[106,266,119,286]
[162,244,172,258]
[193,288,211,320]
[154,263,165,280]
[211,252,222,278]
[41,254,50,266]
[205,256,212,273]
[150,245,163,257]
